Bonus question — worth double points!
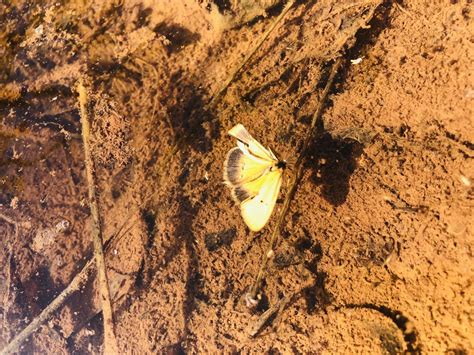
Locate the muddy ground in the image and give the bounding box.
[0,0,473,353]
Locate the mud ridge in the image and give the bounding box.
[342,303,421,353]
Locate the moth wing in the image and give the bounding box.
[230,169,271,203]
[228,124,254,144]
[240,169,282,232]
[224,147,273,186]
[228,124,275,162]
[267,147,278,161]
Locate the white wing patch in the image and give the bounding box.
[240,169,282,232]
[228,124,276,162]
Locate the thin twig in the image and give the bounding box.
[209,0,295,107]
[394,2,415,19]
[0,213,19,343]
[0,260,94,355]
[318,0,381,23]
[248,295,291,337]
[0,213,135,354]
[77,79,118,353]
[247,58,344,302]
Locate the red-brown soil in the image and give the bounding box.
[0,0,473,353]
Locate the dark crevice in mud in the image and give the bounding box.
[141,209,156,249]
[341,303,421,354]
[173,158,206,351]
[177,194,205,352]
[344,0,395,61]
[254,292,270,314]
[297,239,332,314]
[133,259,146,289]
[134,208,156,289]
[330,0,395,96]
[459,139,474,151]
[305,132,364,206]
[301,271,331,314]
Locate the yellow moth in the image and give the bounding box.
[223,124,285,232]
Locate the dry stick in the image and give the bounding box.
[208,0,295,107]
[0,210,138,354]
[0,260,94,355]
[247,58,344,302]
[0,213,19,342]
[77,80,118,354]
[248,295,291,337]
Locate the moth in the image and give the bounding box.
[223,124,285,232]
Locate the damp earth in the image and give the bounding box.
[0,0,473,353]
